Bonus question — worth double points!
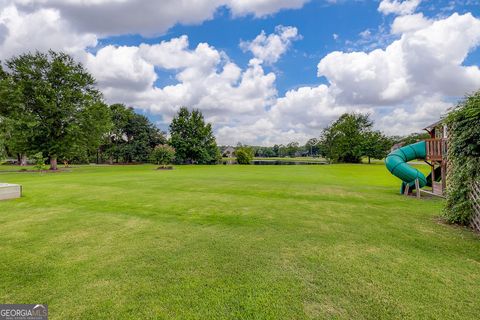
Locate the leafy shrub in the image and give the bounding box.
[236,147,254,165]
[444,91,480,224]
[32,152,48,171]
[150,145,175,167]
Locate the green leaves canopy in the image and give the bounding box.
[169,107,220,164]
[2,51,111,168]
[235,146,254,164]
[102,103,166,163]
[318,113,392,163]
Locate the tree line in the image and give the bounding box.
[233,114,432,164]
[1,51,430,169]
[0,51,219,169]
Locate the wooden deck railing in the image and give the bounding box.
[425,139,447,161]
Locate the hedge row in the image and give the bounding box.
[443,91,480,224]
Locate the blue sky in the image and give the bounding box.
[0,0,479,145]
[96,0,479,96]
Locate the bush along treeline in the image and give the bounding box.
[444,90,480,225]
[0,51,221,169]
[235,145,254,164]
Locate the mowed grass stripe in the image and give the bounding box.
[0,164,479,319]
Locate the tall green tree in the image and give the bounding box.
[169,107,220,164]
[0,63,32,164]
[102,104,166,163]
[319,113,373,163]
[0,66,9,161]
[286,141,300,157]
[4,51,111,169]
[305,138,320,156]
[123,111,165,163]
[0,117,6,162]
[272,144,280,157]
[362,131,393,164]
[102,103,132,163]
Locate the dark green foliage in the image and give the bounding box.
[260,143,302,158]
[305,138,320,156]
[150,144,176,166]
[394,132,431,146]
[319,113,392,163]
[235,146,254,164]
[444,91,480,225]
[102,104,166,163]
[0,63,30,161]
[286,141,300,157]
[0,123,5,161]
[362,131,393,164]
[2,51,111,169]
[169,107,220,164]
[273,144,280,157]
[252,146,276,157]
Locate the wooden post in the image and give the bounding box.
[415,179,420,199]
[441,162,446,194]
[431,164,436,194]
[404,183,410,196]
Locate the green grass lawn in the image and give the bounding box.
[0,164,479,319]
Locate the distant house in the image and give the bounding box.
[3,158,19,165]
[221,146,235,158]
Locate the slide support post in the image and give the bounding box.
[415,179,420,199]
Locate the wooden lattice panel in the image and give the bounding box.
[471,180,480,232]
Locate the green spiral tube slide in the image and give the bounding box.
[385,141,427,194]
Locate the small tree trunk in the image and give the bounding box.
[368,156,371,164]
[20,154,27,166]
[50,156,58,170]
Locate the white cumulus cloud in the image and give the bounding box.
[391,13,432,34]
[240,25,301,64]
[378,0,421,16]
[228,0,309,17]
[10,0,310,36]
[318,13,480,107]
[85,36,277,126]
[0,1,479,145]
[0,5,97,60]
